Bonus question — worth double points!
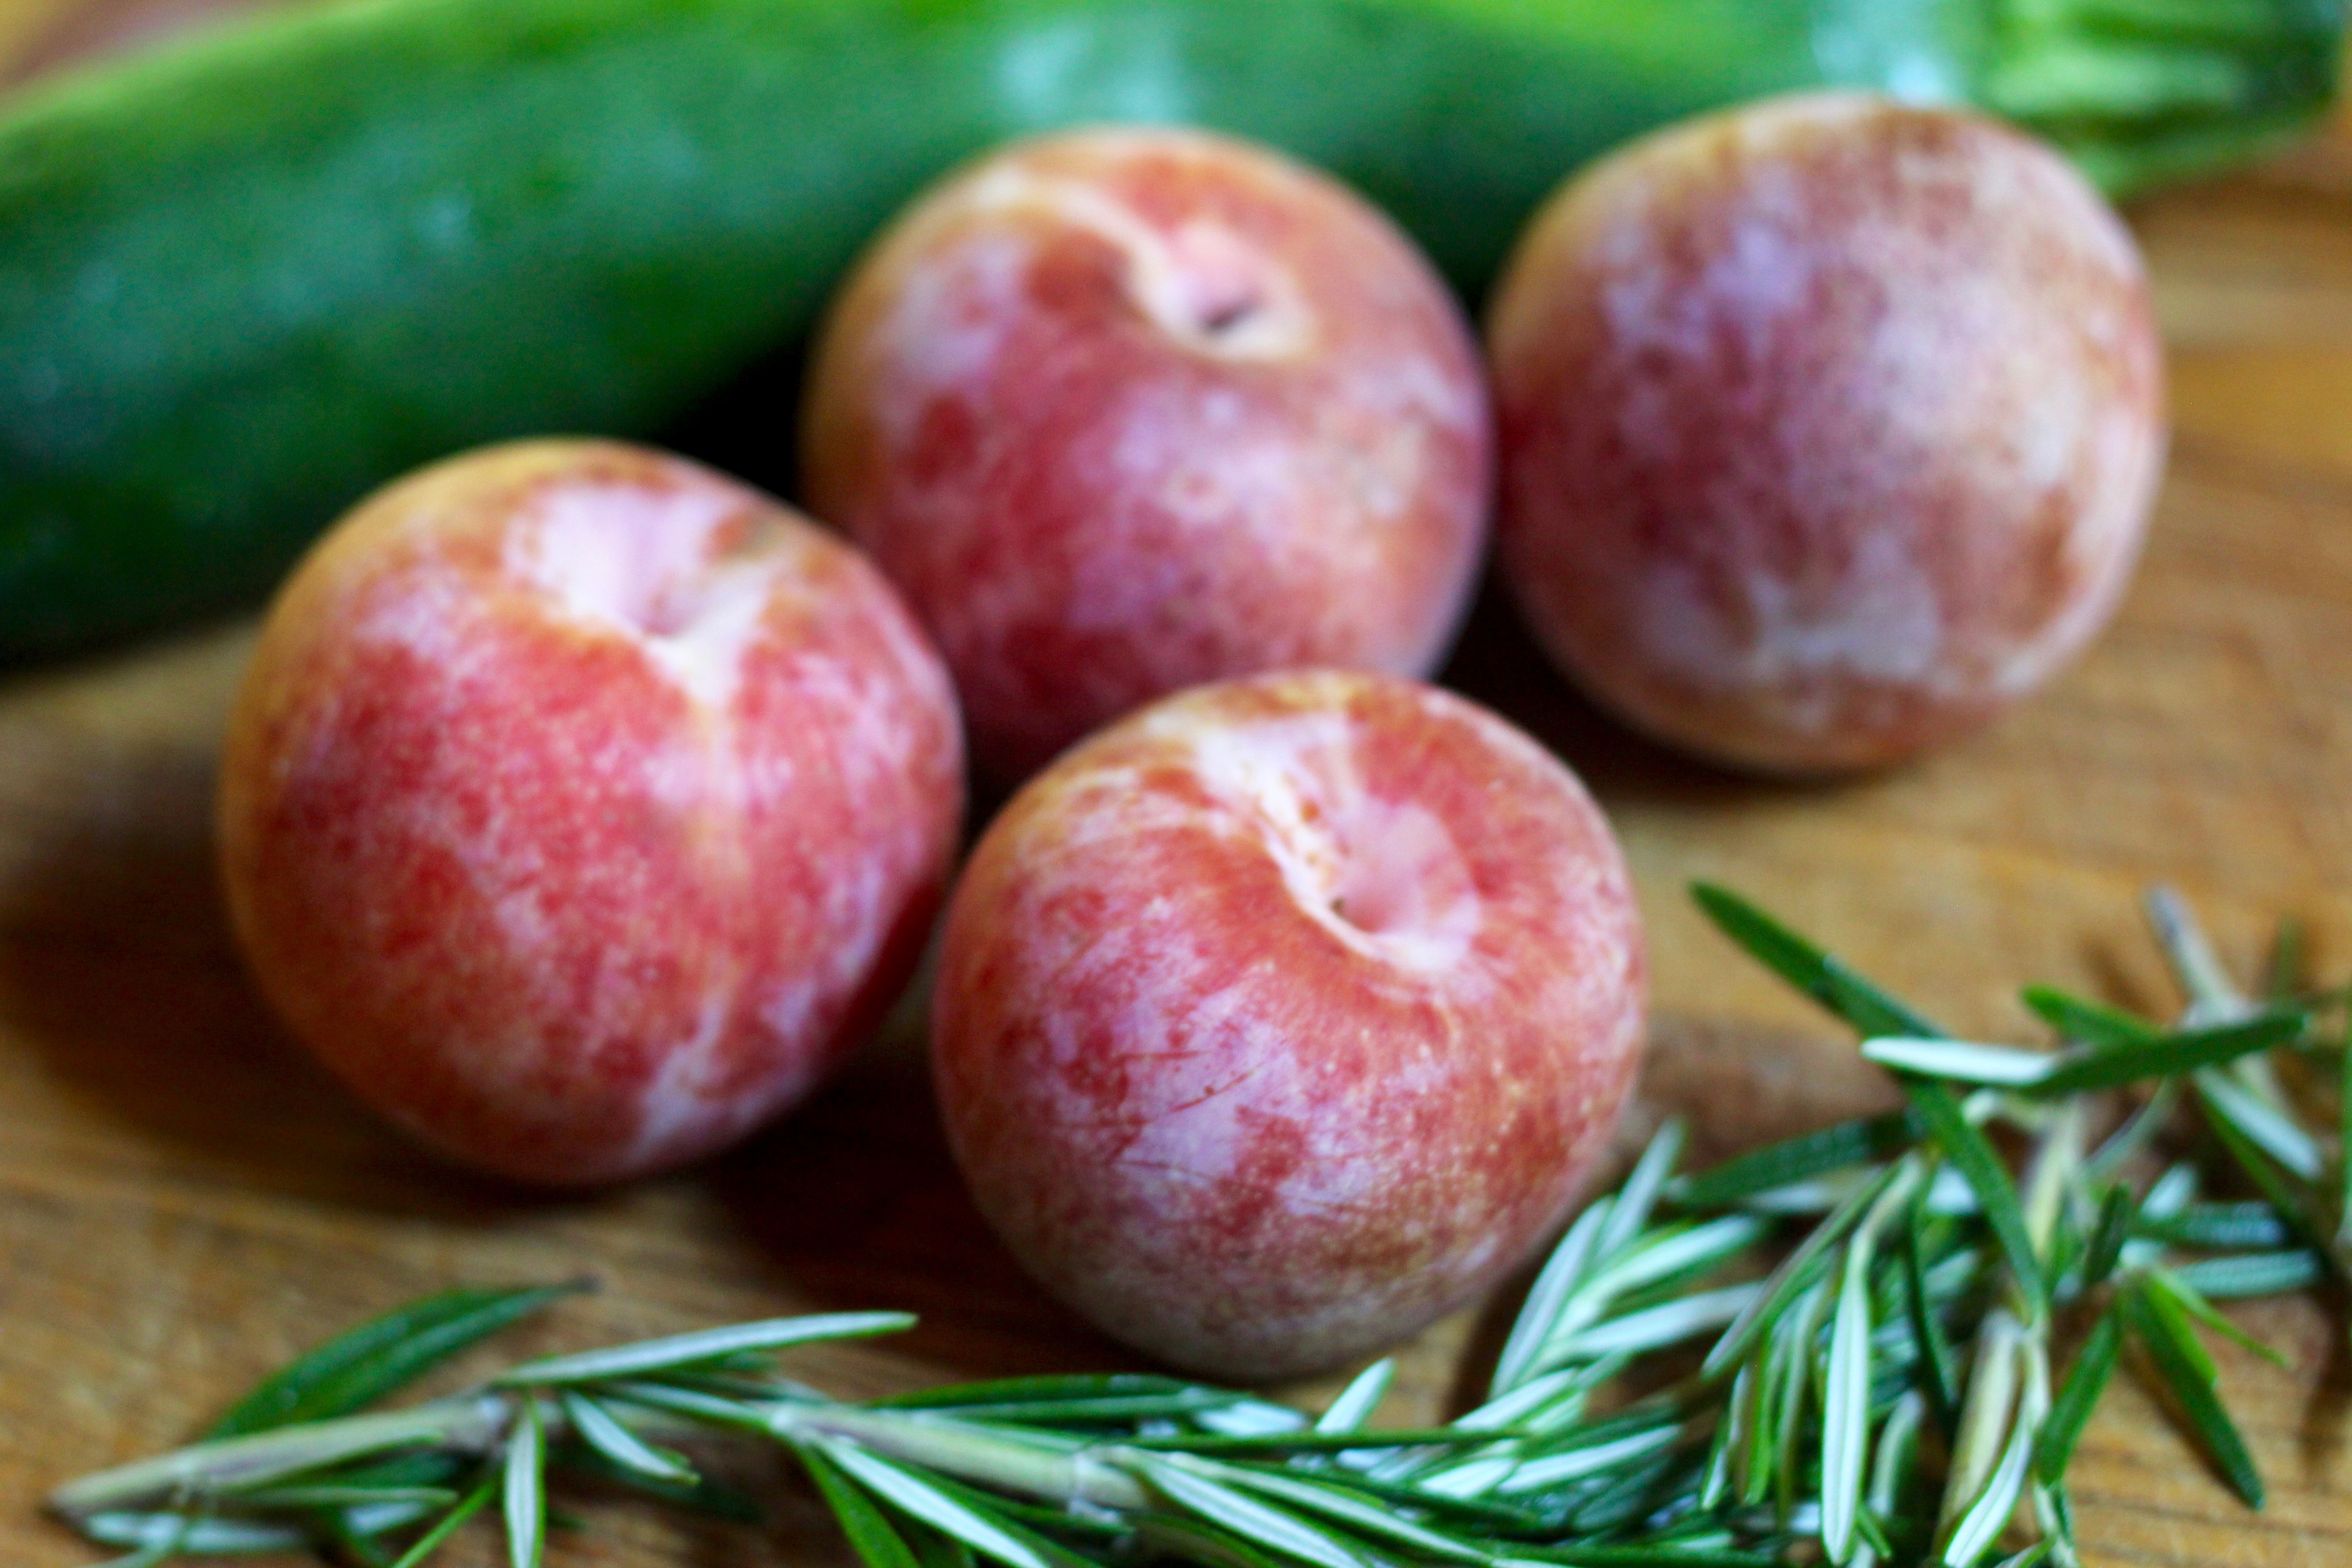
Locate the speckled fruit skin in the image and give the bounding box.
[931,669,1645,1378]
[217,440,964,1186]
[802,126,1493,782]
[1489,93,2166,774]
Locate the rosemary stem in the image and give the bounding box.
[2020,1103,2085,1291]
[2020,1328,2059,1548]
[1934,1102,2082,1556]
[48,1396,510,1519]
[767,1405,1153,1511]
[2143,887,2296,1103]
[1861,1157,1931,1258]
[2145,887,2249,1025]
[1940,1308,2025,1534]
[2019,1108,2081,1551]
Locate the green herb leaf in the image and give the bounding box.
[2020,986,2159,1048]
[2172,1250,2326,1298]
[2143,1164,2200,1222]
[2143,887,2246,1017]
[1903,1079,2046,1312]
[1554,1283,1761,1362]
[2198,1070,2323,1181]
[1137,1514,1297,1568]
[1597,1119,1687,1263]
[1819,1240,1875,1562]
[1493,1201,1613,1396]
[1851,1506,1894,1561]
[2086,1081,2180,1181]
[1862,1037,2054,1087]
[599,1379,779,1433]
[1671,1112,1923,1211]
[2264,917,2306,1004]
[1124,1439,1505,1457]
[503,1398,545,1568]
[898,1523,974,1568]
[500,1312,914,1386]
[387,1475,498,1568]
[817,1441,1097,1568]
[80,1512,312,1554]
[2083,1183,2137,1288]
[2033,1307,2122,1485]
[2198,1090,2335,1274]
[871,1373,1226,1413]
[1862,1392,1926,1568]
[2150,1269,2291,1370]
[1494,1404,1686,1495]
[2132,1200,2287,1250]
[88,1539,184,1568]
[1690,885,1942,1040]
[1901,1185,1961,1434]
[909,1522,981,1568]
[2340,1029,2352,1254]
[233,1483,459,1509]
[906,1468,1136,1544]
[1130,1453,1381,1568]
[207,1283,586,1438]
[558,1390,695,1485]
[1196,1402,1319,1439]
[1772,1281,1831,1516]
[1695,1365,1744,1511]
[797,1440,926,1568]
[1704,1164,1891,1381]
[1127,1429,1504,1455]
[2124,1281,2264,1509]
[2032,1013,2307,1096]
[1499,1548,1781,1567]
[1212,1461,1496,1561]
[2139,1274,2217,1384]
[549,1438,763,1522]
[347,1497,445,1540]
[1315,1360,1393,1434]
[1557,1218,1770,1346]
[332,1446,477,1507]
[1315,1470,1544,1529]
[53,1401,508,1520]
[1939,1419,2034,1566]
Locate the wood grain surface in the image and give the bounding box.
[3,5,2350,1565]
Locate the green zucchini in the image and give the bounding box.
[0,0,2338,659]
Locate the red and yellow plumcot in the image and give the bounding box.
[931,669,1645,1378]
[802,126,1492,781]
[1490,93,2165,774]
[217,441,964,1185]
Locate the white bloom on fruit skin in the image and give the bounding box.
[506,480,775,710]
[866,231,1027,454]
[1632,527,1945,696]
[627,987,744,1164]
[955,160,1316,358]
[1171,708,1482,972]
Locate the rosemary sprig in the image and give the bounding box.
[49,886,2345,1568]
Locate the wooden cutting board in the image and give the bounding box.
[3,5,2350,1564]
